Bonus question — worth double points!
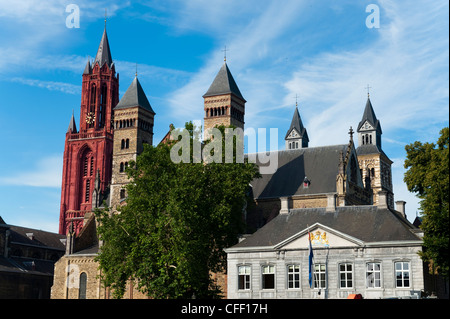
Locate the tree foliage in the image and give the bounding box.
[404,127,449,278]
[95,122,260,298]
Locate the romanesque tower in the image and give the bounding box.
[59,25,118,235]
[356,94,394,209]
[203,61,246,139]
[109,75,155,210]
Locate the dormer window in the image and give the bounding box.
[303,176,310,188]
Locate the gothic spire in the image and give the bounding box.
[94,26,113,68]
[67,111,77,133]
[357,96,381,133]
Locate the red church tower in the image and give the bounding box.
[59,26,118,235]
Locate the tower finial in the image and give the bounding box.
[135,62,138,77]
[349,126,354,141]
[104,8,107,28]
[295,94,299,107]
[222,45,228,62]
[365,84,372,97]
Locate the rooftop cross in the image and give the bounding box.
[365,84,372,97]
[222,45,229,62]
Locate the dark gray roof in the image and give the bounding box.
[250,145,347,199]
[114,76,155,114]
[8,225,65,251]
[94,27,113,68]
[357,97,381,133]
[203,62,245,101]
[67,112,77,133]
[232,206,421,249]
[285,106,308,141]
[83,59,91,75]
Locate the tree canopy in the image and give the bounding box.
[404,127,449,278]
[95,122,260,298]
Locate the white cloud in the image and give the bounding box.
[0,155,62,188]
[11,77,81,94]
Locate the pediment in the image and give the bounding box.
[286,128,300,139]
[275,223,364,250]
[360,121,374,131]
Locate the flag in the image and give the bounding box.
[308,231,314,288]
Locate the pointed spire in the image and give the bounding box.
[67,110,77,133]
[357,96,381,133]
[94,26,112,68]
[114,76,155,114]
[83,59,91,75]
[203,62,245,102]
[285,106,308,141]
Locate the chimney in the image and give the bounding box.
[280,197,290,214]
[326,193,337,212]
[378,190,388,209]
[395,200,407,218]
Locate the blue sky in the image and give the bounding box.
[0,0,448,232]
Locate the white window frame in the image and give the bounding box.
[287,264,301,289]
[395,261,411,288]
[313,263,327,289]
[261,265,275,290]
[238,265,251,290]
[339,263,353,289]
[366,262,382,288]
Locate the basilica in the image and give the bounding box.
[51,25,429,299]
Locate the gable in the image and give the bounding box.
[286,128,303,140]
[359,120,374,131]
[276,224,363,250]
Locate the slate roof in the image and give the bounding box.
[114,76,155,114]
[249,145,347,199]
[8,225,66,251]
[94,27,113,68]
[231,206,421,249]
[67,111,77,133]
[203,62,245,101]
[357,97,381,133]
[285,106,308,141]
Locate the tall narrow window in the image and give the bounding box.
[366,262,381,288]
[287,264,300,289]
[99,85,107,128]
[83,157,88,176]
[89,85,96,128]
[313,264,326,289]
[238,265,251,290]
[85,179,90,202]
[262,265,275,289]
[126,139,130,149]
[395,262,410,288]
[121,139,125,149]
[79,273,87,299]
[90,157,94,176]
[339,263,353,288]
[120,162,124,173]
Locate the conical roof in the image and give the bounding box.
[94,27,113,68]
[114,76,155,114]
[203,62,245,101]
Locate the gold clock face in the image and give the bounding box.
[86,112,96,124]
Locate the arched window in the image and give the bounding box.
[121,139,125,149]
[369,135,372,144]
[120,162,124,172]
[296,142,298,149]
[126,139,130,149]
[289,142,292,149]
[79,273,87,299]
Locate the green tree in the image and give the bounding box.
[95,122,260,298]
[404,127,449,278]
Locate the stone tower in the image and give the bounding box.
[356,95,394,209]
[109,75,155,210]
[285,103,309,150]
[203,61,245,139]
[59,26,118,235]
